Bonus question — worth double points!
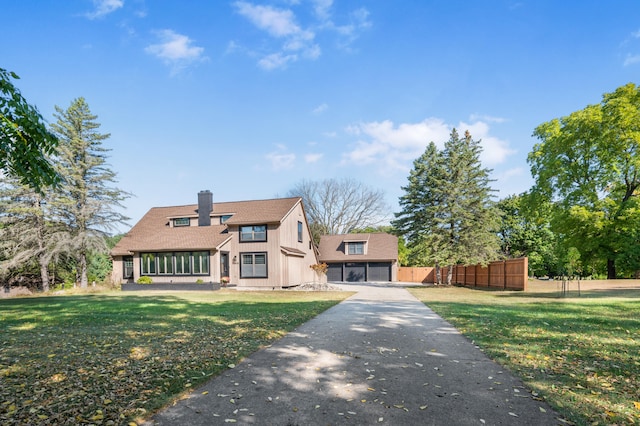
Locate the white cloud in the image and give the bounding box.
[312,103,328,114]
[232,1,369,70]
[312,0,333,21]
[258,52,297,70]
[266,152,296,170]
[624,53,640,66]
[469,113,507,123]
[304,153,323,163]
[342,117,514,172]
[86,0,124,19]
[145,30,205,73]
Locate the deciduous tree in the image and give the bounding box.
[529,83,640,278]
[288,178,389,243]
[0,68,58,190]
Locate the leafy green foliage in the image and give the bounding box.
[0,68,58,190]
[529,83,640,278]
[0,291,348,424]
[136,276,153,284]
[410,285,640,425]
[496,193,558,277]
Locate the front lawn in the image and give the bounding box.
[0,290,350,425]
[409,282,640,425]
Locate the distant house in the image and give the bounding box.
[318,233,398,282]
[110,191,320,289]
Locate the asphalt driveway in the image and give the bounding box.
[145,283,562,425]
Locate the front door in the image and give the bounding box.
[220,252,230,279]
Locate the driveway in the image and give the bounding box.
[146,283,561,425]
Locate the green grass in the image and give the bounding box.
[0,290,350,425]
[409,284,640,426]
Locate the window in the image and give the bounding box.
[173,217,190,227]
[192,251,209,275]
[140,252,209,276]
[175,252,191,274]
[348,242,365,255]
[123,256,134,279]
[240,225,267,242]
[220,215,232,224]
[241,252,267,278]
[298,221,303,243]
[141,253,156,275]
[157,253,173,274]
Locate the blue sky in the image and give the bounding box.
[3,1,640,232]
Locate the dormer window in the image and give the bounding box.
[347,241,365,255]
[220,214,232,223]
[173,217,190,227]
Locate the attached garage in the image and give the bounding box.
[327,263,343,282]
[325,262,393,282]
[345,263,366,282]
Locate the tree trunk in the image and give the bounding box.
[607,259,616,280]
[39,257,50,292]
[446,266,453,286]
[435,262,442,285]
[79,253,88,288]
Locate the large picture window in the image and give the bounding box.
[240,252,267,278]
[140,251,209,276]
[240,225,267,242]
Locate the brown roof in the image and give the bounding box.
[318,233,398,263]
[111,197,301,256]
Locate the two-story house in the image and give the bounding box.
[110,191,320,289]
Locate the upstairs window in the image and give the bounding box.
[220,214,232,224]
[348,241,365,255]
[298,221,303,243]
[173,217,190,227]
[240,225,267,242]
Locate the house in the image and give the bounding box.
[110,191,321,289]
[318,233,399,282]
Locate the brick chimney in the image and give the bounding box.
[198,190,212,226]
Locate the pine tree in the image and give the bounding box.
[49,98,129,288]
[0,178,68,291]
[393,129,500,285]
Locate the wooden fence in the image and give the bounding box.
[398,257,528,291]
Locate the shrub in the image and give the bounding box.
[136,276,153,284]
[196,279,204,284]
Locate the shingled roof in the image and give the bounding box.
[111,197,301,256]
[318,233,398,262]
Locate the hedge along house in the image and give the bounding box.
[318,233,399,282]
[110,191,321,289]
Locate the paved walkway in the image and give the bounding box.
[146,284,562,425]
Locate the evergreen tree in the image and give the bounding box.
[393,130,500,284]
[49,98,129,288]
[0,177,68,291]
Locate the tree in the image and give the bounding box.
[394,130,500,284]
[49,98,130,288]
[287,178,389,243]
[529,83,640,279]
[0,177,69,291]
[0,68,58,190]
[496,193,557,277]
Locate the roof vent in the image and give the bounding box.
[198,190,212,226]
